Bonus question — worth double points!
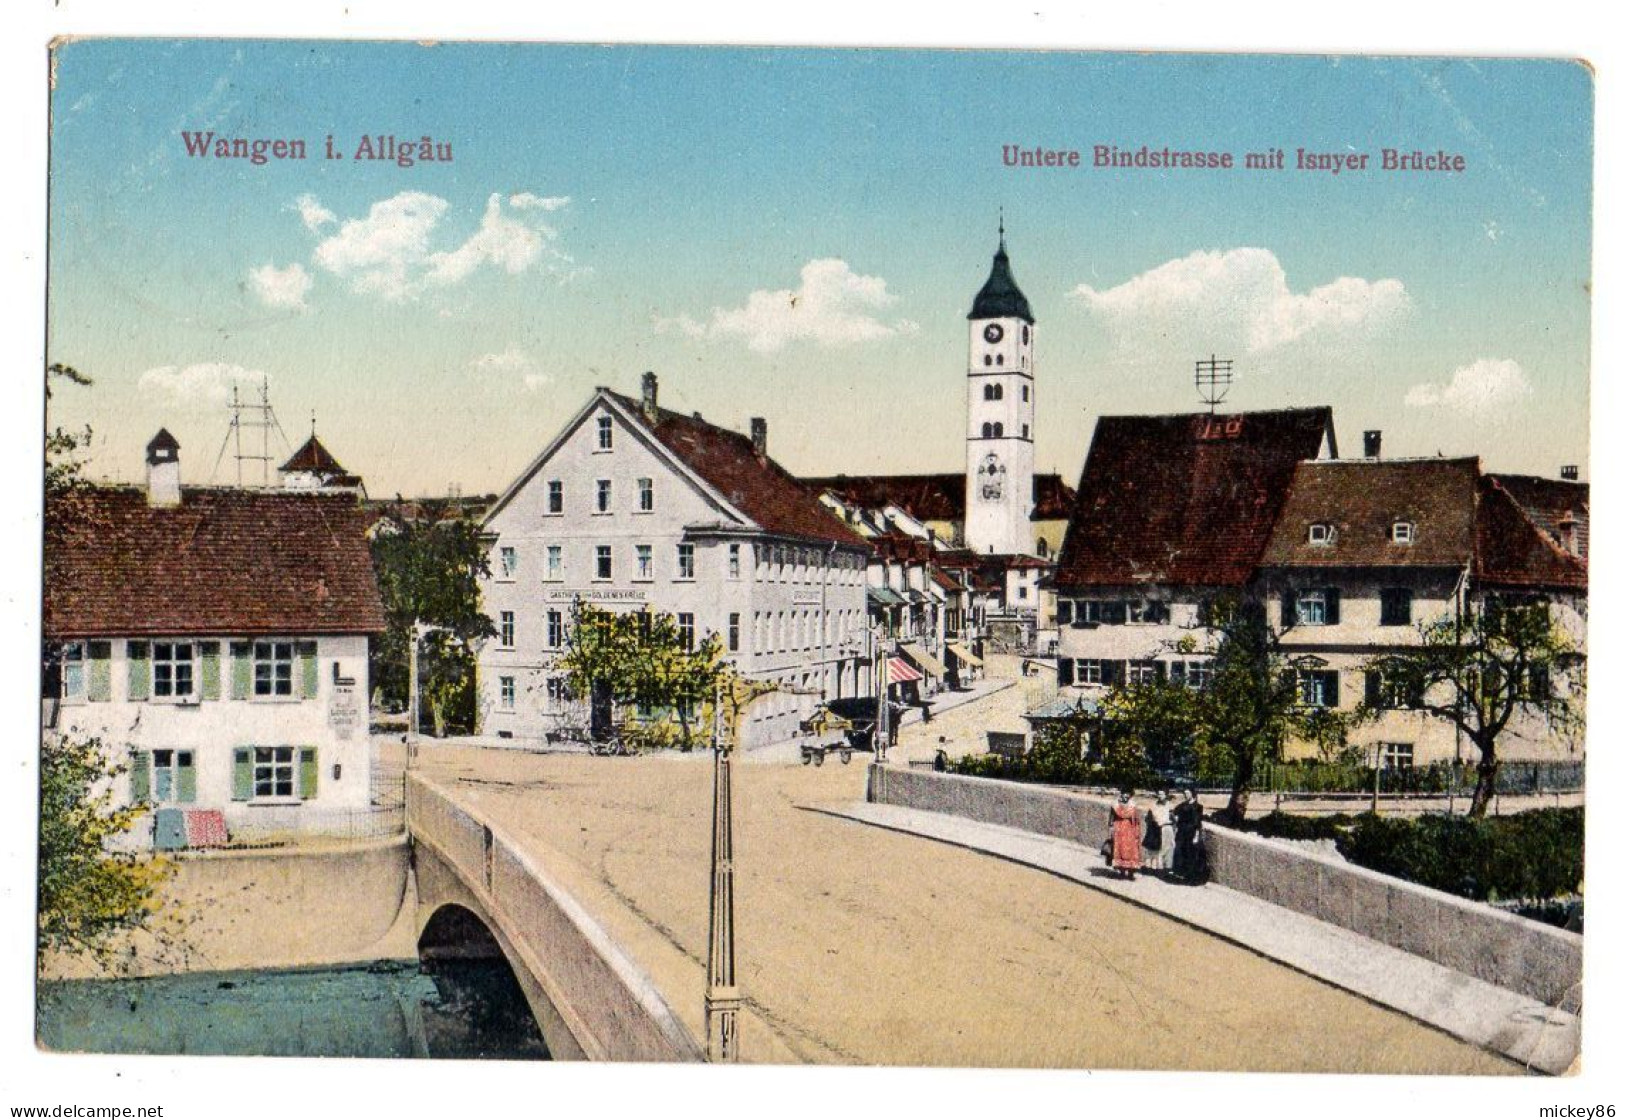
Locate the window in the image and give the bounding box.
[546,545,563,581]
[1022,385,1030,402]
[995,353,1004,366]
[1127,600,1170,625]
[499,676,516,709]
[677,543,696,580]
[1380,588,1413,627]
[252,641,294,697]
[547,609,564,649]
[1076,659,1104,685]
[149,749,196,803]
[547,480,563,514]
[595,546,613,581]
[729,613,741,653]
[254,746,296,798]
[152,642,196,699]
[638,477,654,512]
[992,422,1004,437]
[981,422,994,438]
[1017,584,1028,601]
[597,415,614,450]
[1365,669,1423,710]
[983,384,1003,401]
[1021,424,1029,439]
[60,641,85,701]
[1308,522,1335,545]
[728,543,741,580]
[499,546,518,579]
[1378,742,1415,771]
[499,611,516,648]
[678,613,695,651]
[1289,588,1339,626]
[596,479,613,513]
[983,354,992,367]
[1391,521,1416,544]
[635,544,653,580]
[1297,669,1339,708]
[1127,660,1161,686]
[1170,660,1213,690]
[546,677,571,709]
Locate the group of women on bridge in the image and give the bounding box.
[1104,788,1207,883]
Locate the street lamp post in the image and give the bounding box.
[704,679,740,1062]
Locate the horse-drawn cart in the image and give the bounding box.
[797,699,878,766]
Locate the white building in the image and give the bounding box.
[43,430,384,847]
[477,375,873,749]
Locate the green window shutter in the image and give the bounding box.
[1325,588,1342,626]
[87,641,112,702]
[231,748,254,801]
[1364,670,1383,709]
[297,640,320,699]
[1281,589,1298,627]
[299,748,319,801]
[230,642,252,700]
[129,750,150,804]
[1057,658,1075,686]
[199,642,221,701]
[1327,671,1341,708]
[177,752,197,803]
[126,641,150,700]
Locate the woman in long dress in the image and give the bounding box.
[1170,786,1207,883]
[1108,790,1143,879]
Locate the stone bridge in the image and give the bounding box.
[406,772,704,1062]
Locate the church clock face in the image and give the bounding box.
[978,453,1006,501]
[982,323,1004,344]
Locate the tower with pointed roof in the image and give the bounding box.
[964,219,1036,555]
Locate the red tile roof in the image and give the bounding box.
[1054,408,1334,588]
[1474,474,1587,591]
[606,393,869,549]
[802,472,1076,523]
[1261,458,1479,569]
[45,485,387,638]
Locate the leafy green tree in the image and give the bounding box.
[555,602,728,748]
[370,513,498,734]
[1102,597,1362,823]
[1363,599,1583,817]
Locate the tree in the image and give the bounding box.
[554,602,729,748]
[370,512,498,734]
[1101,596,1362,824]
[37,732,172,970]
[1363,597,1583,817]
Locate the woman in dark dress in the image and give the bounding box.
[1170,787,1207,883]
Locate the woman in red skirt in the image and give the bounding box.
[1108,790,1143,880]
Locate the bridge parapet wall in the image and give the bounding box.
[867,765,1581,1008]
[408,773,704,1062]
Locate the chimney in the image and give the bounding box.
[1363,430,1382,459]
[145,429,181,508]
[640,371,659,423]
[1556,509,1580,556]
[750,417,767,459]
[1560,464,1580,481]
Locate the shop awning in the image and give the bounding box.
[900,643,949,678]
[946,641,983,668]
[885,657,923,684]
[867,587,907,608]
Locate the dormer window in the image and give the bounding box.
[1391,521,1415,544]
[596,415,614,451]
[1308,522,1335,546]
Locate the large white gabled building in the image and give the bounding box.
[477,374,873,749]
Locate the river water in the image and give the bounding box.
[37,960,550,1060]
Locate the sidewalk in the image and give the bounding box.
[812,799,1579,1075]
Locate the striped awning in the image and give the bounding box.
[900,643,949,678]
[885,657,923,684]
[946,641,983,668]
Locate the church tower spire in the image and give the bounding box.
[964,223,1036,555]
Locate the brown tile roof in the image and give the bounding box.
[45,485,387,638]
[1261,458,1479,569]
[1474,474,1587,591]
[1054,408,1334,588]
[801,472,1076,524]
[605,392,868,549]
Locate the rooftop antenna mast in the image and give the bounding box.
[209,376,294,488]
[1195,354,1235,413]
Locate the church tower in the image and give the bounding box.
[964,221,1035,555]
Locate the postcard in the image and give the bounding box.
[33,33,1592,1094]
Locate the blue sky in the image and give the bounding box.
[47,41,1592,495]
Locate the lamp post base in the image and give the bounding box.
[705,985,741,1062]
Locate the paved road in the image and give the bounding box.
[412,684,1516,1071]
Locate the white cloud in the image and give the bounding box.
[294,193,337,233]
[1405,358,1532,415]
[664,259,918,353]
[137,363,267,406]
[246,262,312,310]
[471,346,553,392]
[308,190,566,302]
[1070,248,1411,353]
[510,193,570,211]
[522,373,552,392]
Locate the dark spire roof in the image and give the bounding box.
[145,428,180,463]
[280,434,347,475]
[968,226,1034,324]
